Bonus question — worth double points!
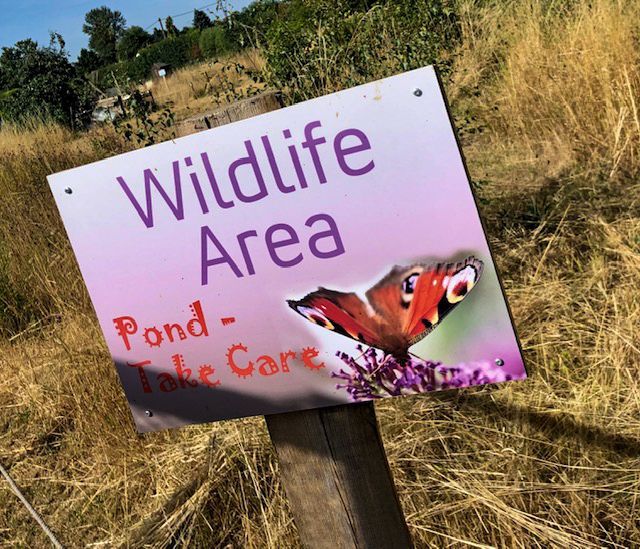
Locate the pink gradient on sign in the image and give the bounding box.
[48,67,526,432]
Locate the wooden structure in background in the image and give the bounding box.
[190,90,412,548]
[176,92,284,136]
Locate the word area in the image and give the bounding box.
[200,212,344,282]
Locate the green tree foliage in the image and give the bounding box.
[165,16,179,36]
[117,26,151,60]
[193,9,212,30]
[231,0,281,49]
[132,32,201,79]
[94,31,202,88]
[265,0,460,102]
[199,24,235,58]
[151,28,166,43]
[0,36,95,126]
[83,6,126,64]
[76,48,102,75]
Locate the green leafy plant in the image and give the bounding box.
[113,90,175,147]
[199,25,236,59]
[208,60,264,105]
[264,0,460,103]
[0,36,96,127]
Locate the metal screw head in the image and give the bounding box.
[64,187,73,194]
[145,410,153,417]
[495,358,505,367]
[413,88,423,97]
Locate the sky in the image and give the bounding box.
[0,0,252,60]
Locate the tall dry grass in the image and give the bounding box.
[1,0,640,547]
[0,122,132,337]
[150,49,266,119]
[454,0,640,177]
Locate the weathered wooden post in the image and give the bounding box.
[265,403,412,548]
[178,92,413,548]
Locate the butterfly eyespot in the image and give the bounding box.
[400,272,421,307]
[296,305,335,330]
[446,266,477,303]
[402,272,420,295]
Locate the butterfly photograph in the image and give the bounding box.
[287,255,519,400]
[288,255,483,360]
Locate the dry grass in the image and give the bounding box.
[0,122,132,338]
[149,49,266,120]
[453,0,640,177]
[2,1,640,547]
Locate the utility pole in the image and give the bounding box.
[158,18,167,39]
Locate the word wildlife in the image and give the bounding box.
[116,120,376,284]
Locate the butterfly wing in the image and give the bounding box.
[404,257,483,344]
[365,256,483,346]
[288,256,483,356]
[364,265,417,333]
[287,288,383,347]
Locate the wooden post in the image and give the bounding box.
[186,91,412,549]
[265,403,412,548]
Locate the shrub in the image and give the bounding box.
[265,0,460,103]
[231,0,281,49]
[117,26,152,61]
[130,33,202,81]
[92,32,205,88]
[91,60,131,90]
[0,39,95,127]
[199,25,235,59]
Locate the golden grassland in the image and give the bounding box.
[1,1,640,546]
[150,49,266,120]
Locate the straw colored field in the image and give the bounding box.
[149,49,266,119]
[1,1,639,547]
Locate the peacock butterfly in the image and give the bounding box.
[287,256,483,360]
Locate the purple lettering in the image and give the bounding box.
[302,121,327,184]
[284,128,308,189]
[201,152,235,209]
[185,156,209,214]
[201,225,244,283]
[237,230,259,276]
[306,213,345,259]
[265,223,303,268]
[117,163,184,228]
[229,141,268,203]
[334,129,375,176]
[262,135,295,194]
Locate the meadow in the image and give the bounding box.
[1,0,639,547]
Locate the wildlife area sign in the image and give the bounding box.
[48,66,526,432]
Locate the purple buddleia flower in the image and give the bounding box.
[332,347,515,401]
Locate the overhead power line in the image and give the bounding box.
[144,2,219,30]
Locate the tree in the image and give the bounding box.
[199,25,234,58]
[151,28,165,43]
[117,26,151,60]
[232,0,281,49]
[165,16,178,36]
[193,9,212,30]
[76,48,102,75]
[83,6,126,64]
[0,37,95,127]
